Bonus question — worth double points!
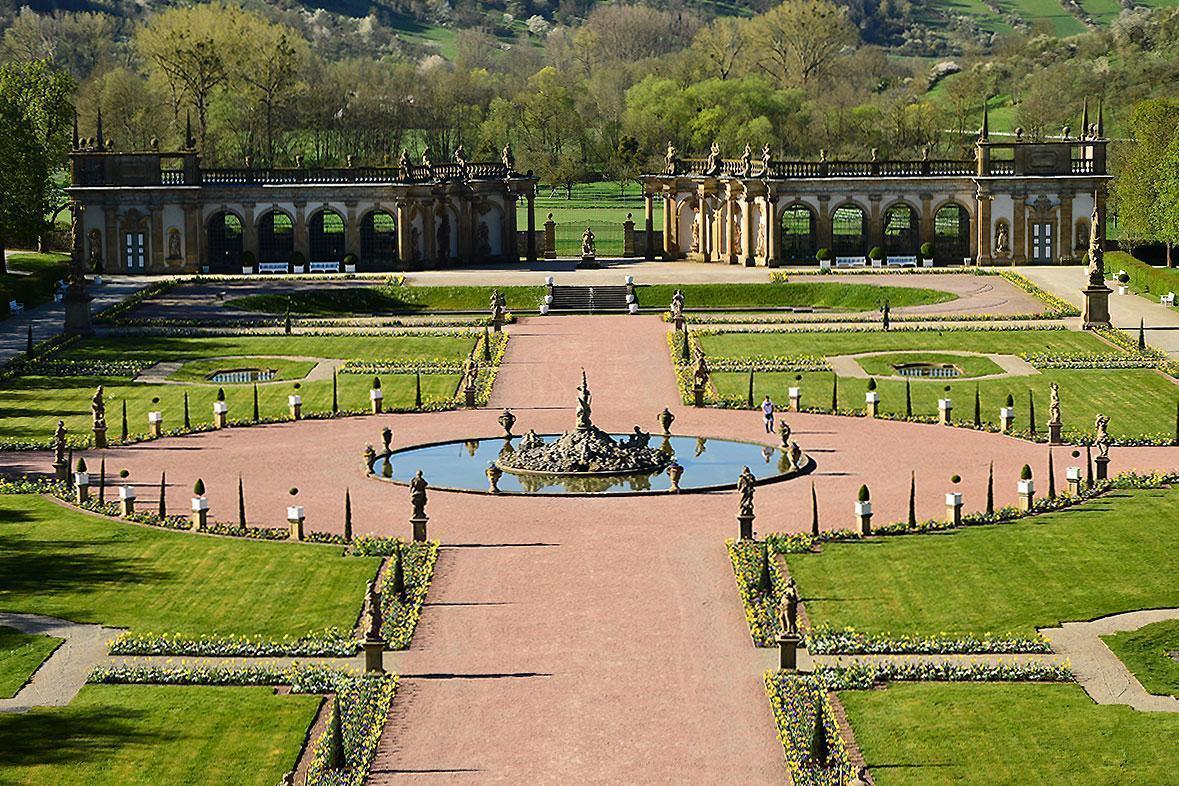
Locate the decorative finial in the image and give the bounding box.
[1096,99,1104,138]
[95,108,104,151]
[1081,97,1089,138]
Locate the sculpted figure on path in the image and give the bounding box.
[778,418,791,448]
[693,353,710,389]
[1049,382,1061,425]
[781,577,799,635]
[91,386,106,429]
[53,420,67,464]
[576,370,593,430]
[1094,413,1110,458]
[365,579,383,640]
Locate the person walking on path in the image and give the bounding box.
[761,395,775,433]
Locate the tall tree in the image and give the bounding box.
[747,0,858,89]
[1113,98,1179,266]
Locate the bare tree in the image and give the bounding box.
[747,0,858,88]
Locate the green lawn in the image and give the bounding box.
[699,328,1107,359]
[166,357,317,384]
[0,684,317,786]
[59,334,476,363]
[225,284,544,314]
[523,182,654,256]
[785,488,1179,638]
[0,252,71,319]
[0,372,458,443]
[641,282,955,311]
[0,495,379,639]
[713,368,1178,440]
[0,334,473,443]
[0,626,62,699]
[841,682,1178,785]
[855,352,1006,379]
[1102,619,1179,698]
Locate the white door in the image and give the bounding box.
[1031,222,1053,262]
[124,232,146,271]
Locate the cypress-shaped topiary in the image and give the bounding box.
[390,541,406,600]
[1086,444,1094,487]
[331,368,339,414]
[680,328,690,362]
[758,542,773,594]
[1020,464,1032,481]
[237,475,247,528]
[866,377,876,392]
[483,326,492,362]
[343,488,353,543]
[1028,390,1036,434]
[98,458,106,503]
[907,470,916,527]
[158,471,167,518]
[328,695,345,770]
[216,387,225,403]
[193,478,205,496]
[810,481,820,536]
[1047,449,1056,499]
[252,383,260,422]
[414,371,422,409]
[973,384,981,427]
[183,392,191,429]
[986,461,994,514]
[857,484,870,502]
[830,375,838,412]
[120,400,128,442]
[904,380,912,417]
[810,696,829,766]
[1139,318,1146,351]
[76,456,87,473]
[747,370,755,408]
[372,376,381,390]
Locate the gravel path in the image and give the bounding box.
[0,613,121,713]
[1041,609,1179,712]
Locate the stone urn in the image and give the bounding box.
[658,408,675,435]
[666,461,684,492]
[498,408,517,437]
[486,462,503,494]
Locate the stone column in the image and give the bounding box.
[662,193,674,259]
[721,197,734,264]
[526,191,537,262]
[191,496,209,530]
[817,196,833,250]
[976,189,992,265]
[741,195,754,266]
[370,385,383,414]
[622,213,635,257]
[737,511,754,540]
[938,397,953,425]
[699,195,711,263]
[506,193,519,263]
[149,206,165,272]
[919,193,934,251]
[1095,455,1110,480]
[344,200,361,260]
[412,514,428,542]
[1012,193,1027,264]
[1058,191,1074,263]
[289,394,302,420]
[644,192,655,260]
[75,471,90,503]
[213,400,228,429]
[765,194,779,267]
[148,411,163,438]
[867,195,883,251]
[363,635,384,673]
[865,391,879,417]
[789,385,801,412]
[777,630,800,671]
[184,202,202,272]
[241,203,258,262]
[396,202,412,265]
[293,201,309,260]
[423,203,437,264]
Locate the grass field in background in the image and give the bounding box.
[225,285,545,314]
[641,282,955,311]
[0,495,379,639]
[58,335,475,364]
[0,253,71,319]
[1107,251,1179,312]
[785,488,1179,637]
[841,682,1179,786]
[0,684,317,786]
[699,328,1107,358]
[855,352,1006,378]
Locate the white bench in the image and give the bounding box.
[819,259,831,271]
[257,262,289,274]
[887,256,918,267]
[835,256,866,268]
[309,261,340,273]
[1162,292,1175,306]
[8,299,24,314]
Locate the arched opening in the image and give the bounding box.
[831,204,866,256]
[361,210,397,269]
[934,204,970,264]
[309,209,346,263]
[780,204,816,262]
[883,204,918,256]
[206,211,243,272]
[258,210,294,265]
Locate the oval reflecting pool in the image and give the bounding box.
[371,434,813,496]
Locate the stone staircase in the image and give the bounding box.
[548,285,631,313]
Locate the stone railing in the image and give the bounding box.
[200,162,514,187]
[671,158,976,179]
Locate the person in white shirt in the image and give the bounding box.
[761,395,775,433]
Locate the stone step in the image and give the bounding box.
[549,286,631,312]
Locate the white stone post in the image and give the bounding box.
[119,485,136,517]
[74,471,90,503]
[1017,479,1035,512]
[370,387,383,414]
[938,398,953,425]
[865,391,879,418]
[945,492,963,526]
[1066,466,1082,496]
[1000,407,1015,433]
[213,400,228,429]
[789,386,802,412]
[856,500,873,535]
[289,394,302,420]
[288,505,305,541]
[191,495,209,530]
[148,410,163,438]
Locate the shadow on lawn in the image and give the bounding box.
[0,528,169,600]
[0,705,158,767]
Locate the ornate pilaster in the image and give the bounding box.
[1012,193,1027,264]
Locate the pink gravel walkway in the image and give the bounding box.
[2,315,1178,782]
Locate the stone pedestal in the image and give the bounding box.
[945,492,963,526]
[191,497,209,530]
[673,316,686,332]
[789,387,801,412]
[1082,283,1112,329]
[370,389,383,414]
[1048,421,1063,445]
[213,401,228,429]
[777,631,800,671]
[543,217,556,260]
[865,392,879,418]
[1000,407,1015,433]
[53,459,68,483]
[856,501,873,535]
[1066,466,1082,496]
[148,411,163,438]
[938,398,952,425]
[578,254,600,270]
[1017,480,1035,512]
[411,515,428,542]
[1095,455,1110,481]
[464,386,477,408]
[693,385,705,408]
[119,486,136,517]
[289,395,302,421]
[363,637,385,673]
[93,426,107,449]
[63,286,94,337]
[75,472,90,503]
[288,506,305,541]
[737,513,754,541]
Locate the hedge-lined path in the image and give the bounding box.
[0,275,153,364]
[1041,608,1179,712]
[1018,266,1179,359]
[0,613,120,713]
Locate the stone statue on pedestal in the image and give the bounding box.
[53,420,67,464]
[693,354,710,389]
[365,579,383,640]
[781,577,800,635]
[737,466,756,516]
[502,143,515,174]
[1087,201,1106,287]
[778,419,792,448]
[739,144,752,177]
[409,471,429,518]
[581,227,596,258]
[761,144,772,176]
[1049,382,1061,425]
[91,386,106,430]
[576,370,593,430]
[670,289,685,319]
[665,141,678,175]
[705,141,721,176]
[1094,413,1110,458]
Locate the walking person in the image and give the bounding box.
[761,395,775,433]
